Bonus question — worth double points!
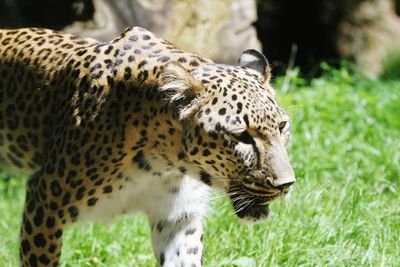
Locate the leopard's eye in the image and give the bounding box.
[279,121,288,134]
[233,131,254,145]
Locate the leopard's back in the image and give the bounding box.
[0,28,97,176]
[0,27,210,177]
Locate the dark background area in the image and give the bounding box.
[255,0,353,74]
[0,0,94,29]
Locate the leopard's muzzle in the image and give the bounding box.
[228,177,294,222]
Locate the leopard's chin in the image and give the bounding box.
[227,182,284,223]
[229,192,279,223]
[233,202,270,223]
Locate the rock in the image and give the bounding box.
[337,0,400,75]
[64,0,261,64]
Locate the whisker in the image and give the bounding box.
[235,199,254,214]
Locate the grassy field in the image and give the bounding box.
[0,66,399,266]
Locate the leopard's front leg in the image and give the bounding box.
[20,170,67,267]
[151,216,204,267]
[145,174,209,266]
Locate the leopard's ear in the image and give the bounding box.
[238,49,271,83]
[161,62,206,120]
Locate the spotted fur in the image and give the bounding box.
[0,26,295,266]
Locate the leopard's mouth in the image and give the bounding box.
[228,183,285,222]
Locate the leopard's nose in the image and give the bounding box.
[269,172,296,190]
[265,140,296,191]
[274,181,295,190]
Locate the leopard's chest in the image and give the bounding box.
[79,159,209,222]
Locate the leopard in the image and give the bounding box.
[0,26,296,267]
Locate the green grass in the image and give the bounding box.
[382,51,400,81]
[1,66,399,266]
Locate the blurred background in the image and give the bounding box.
[1,0,400,78]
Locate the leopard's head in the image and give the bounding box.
[162,50,295,222]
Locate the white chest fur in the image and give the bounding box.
[80,159,210,223]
